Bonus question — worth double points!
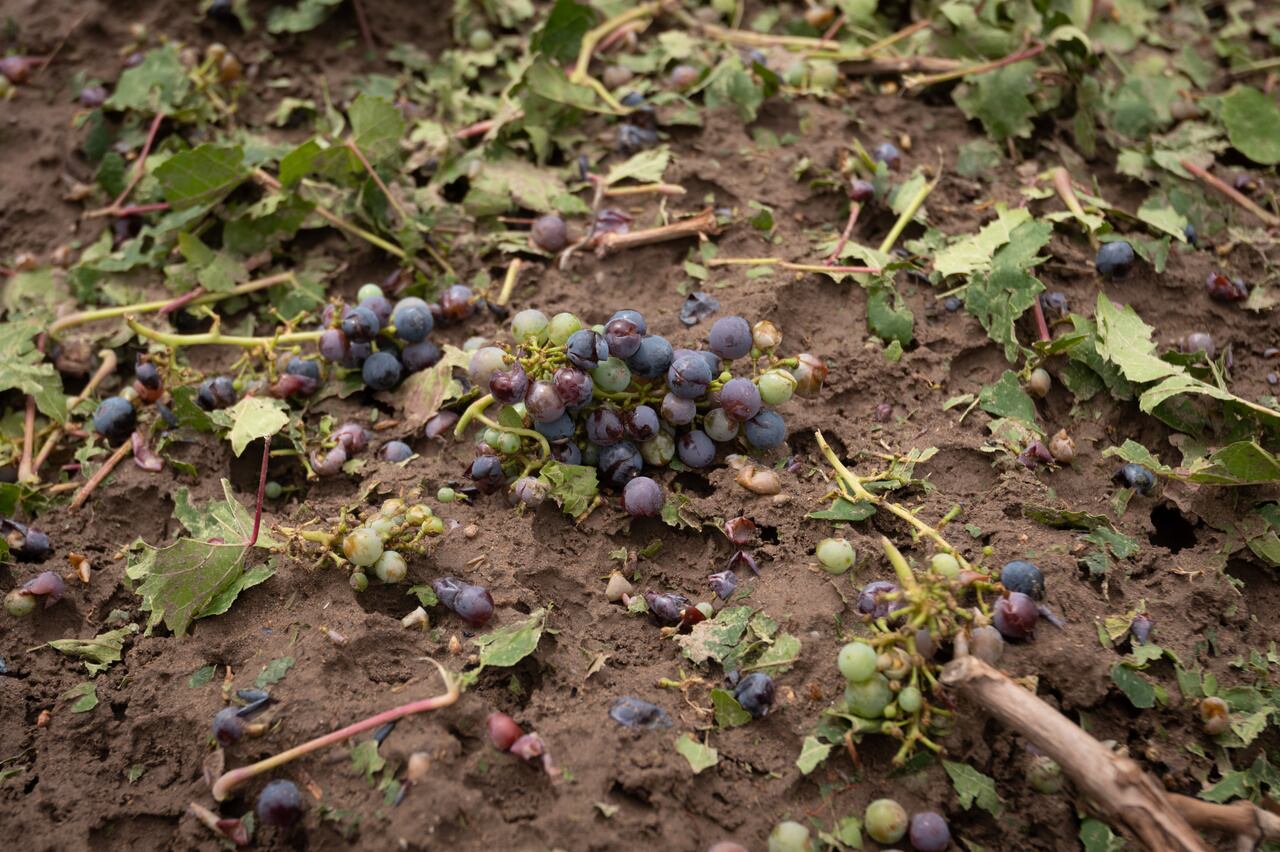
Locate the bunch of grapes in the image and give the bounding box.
[314,282,481,392]
[458,307,827,514]
[284,497,443,591]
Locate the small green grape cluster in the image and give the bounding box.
[284,497,443,591]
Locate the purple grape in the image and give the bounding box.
[489,363,529,405]
[622,405,659,441]
[598,440,642,486]
[1131,614,1153,645]
[359,295,393,326]
[21,570,64,606]
[318,328,349,361]
[565,329,609,369]
[994,592,1039,640]
[530,214,568,252]
[454,584,494,627]
[439,285,475,321]
[340,341,372,368]
[626,335,673,379]
[719,378,762,422]
[848,178,875,202]
[734,672,775,718]
[432,576,465,609]
[873,142,902,170]
[362,351,403,391]
[858,580,898,619]
[609,309,647,335]
[908,812,951,852]
[609,696,673,729]
[467,455,506,493]
[424,411,458,439]
[311,444,348,476]
[743,410,786,449]
[524,381,565,423]
[553,367,593,407]
[585,409,625,446]
[644,591,688,625]
[728,550,758,576]
[667,354,713,399]
[391,301,433,342]
[256,779,303,828]
[674,348,721,376]
[381,441,413,462]
[708,316,752,360]
[550,441,582,464]
[341,305,380,342]
[621,476,663,517]
[660,393,696,425]
[196,376,237,410]
[401,340,441,372]
[604,317,642,358]
[213,707,246,746]
[676,430,715,467]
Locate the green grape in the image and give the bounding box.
[349,572,369,592]
[1027,754,1064,793]
[405,504,433,525]
[808,60,838,90]
[816,537,855,574]
[342,527,384,567]
[469,28,494,50]
[695,601,714,618]
[882,701,899,719]
[380,498,405,517]
[481,427,501,448]
[423,516,446,535]
[757,369,796,405]
[591,357,632,393]
[767,820,813,852]
[5,590,35,617]
[930,552,960,577]
[501,432,525,454]
[367,516,398,541]
[864,799,908,844]
[511,308,549,342]
[782,62,806,87]
[356,282,383,303]
[264,481,283,500]
[844,673,893,718]
[640,432,675,466]
[437,486,456,503]
[837,641,878,683]
[373,550,408,583]
[897,685,923,713]
[879,648,913,681]
[546,312,583,345]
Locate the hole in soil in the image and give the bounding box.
[759,524,779,544]
[673,471,714,497]
[1149,503,1197,553]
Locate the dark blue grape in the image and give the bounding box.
[135,360,161,390]
[381,441,413,462]
[1039,291,1069,319]
[709,570,737,600]
[1000,560,1045,600]
[525,381,566,423]
[342,305,381,342]
[401,340,441,372]
[627,335,674,379]
[318,328,349,361]
[466,454,506,493]
[359,295,393,326]
[453,584,494,627]
[197,376,237,410]
[598,440,642,486]
[256,779,303,828]
[392,301,433,343]
[609,309,647,335]
[92,396,136,444]
[362,351,403,391]
[1112,463,1156,495]
[708,316,752,360]
[660,393,696,425]
[674,348,721,377]
[535,413,575,441]
[743,410,786,448]
[667,354,713,399]
[604,317,642,358]
[676,430,715,467]
[1184,223,1197,246]
[566,329,609,369]
[213,707,246,746]
[734,672,775,718]
[848,178,875,202]
[719,378,761,421]
[341,341,372,369]
[622,405,659,441]
[617,123,658,152]
[942,296,962,312]
[550,441,582,465]
[285,357,321,382]
[644,591,688,624]
[585,409,625,446]
[1095,241,1135,279]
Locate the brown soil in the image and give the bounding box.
[2,2,1278,851]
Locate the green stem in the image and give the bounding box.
[48,272,296,340]
[127,316,323,349]
[877,175,938,255]
[454,393,495,439]
[474,412,551,459]
[571,2,661,82]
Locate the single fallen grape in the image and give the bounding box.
[837,641,878,683]
[342,528,383,568]
[467,455,506,494]
[311,444,347,477]
[213,707,247,746]
[439,285,476,321]
[1027,367,1052,398]
[1200,696,1230,735]
[1113,463,1156,495]
[643,591,689,625]
[864,798,908,844]
[1000,560,1045,599]
[767,820,813,852]
[437,486,456,503]
[381,441,413,462]
[816,538,855,574]
[256,779,303,828]
[4,589,36,617]
[1205,272,1249,302]
[453,584,495,627]
[530,214,568,252]
[513,476,548,507]
[908,811,951,852]
[872,142,902,170]
[733,672,775,718]
[92,396,137,444]
[622,476,664,517]
[993,592,1038,640]
[373,550,407,583]
[1095,240,1135,279]
[265,481,283,500]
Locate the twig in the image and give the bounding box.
[159,286,205,315]
[49,272,295,339]
[350,0,375,54]
[455,114,523,140]
[1051,167,1100,249]
[603,182,686,197]
[86,112,166,218]
[708,257,881,274]
[825,202,863,264]
[811,55,961,75]
[1031,298,1050,343]
[666,4,840,50]
[496,258,522,307]
[878,174,938,254]
[592,208,718,256]
[904,41,1046,88]
[821,13,846,41]
[70,439,135,511]
[1181,160,1280,228]
[861,18,931,58]
[18,395,36,484]
[940,656,1209,851]
[346,137,410,225]
[212,660,458,801]
[113,202,171,216]
[571,2,661,83]
[33,10,89,80]
[1167,794,1280,851]
[31,350,118,480]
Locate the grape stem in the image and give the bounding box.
[48,272,297,340]
[666,4,841,50]
[904,40,1046,88]
[877,173,938,255]
[86,111,166,218]
[496,258,521,307]
[940,656,1271,851]
[211,659,459,801]
[454,393,496,438]
[1050,167,1101,250]
[126,315,323,349]
[814,430,971,571]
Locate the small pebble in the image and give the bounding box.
[464,524,479,539]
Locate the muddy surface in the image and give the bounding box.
[2,1,1278,851]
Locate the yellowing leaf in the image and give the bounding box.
[674,734,718,773]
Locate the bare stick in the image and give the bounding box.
[18,395,36,484]
[708,257,882,275]
[211,660,458,801]
[70,439,135,512]
[592,209,719,256]
[496,258,522,307]
[158,285,205,315]
[940,656,1209,851]
[603,182,686,197]
[87,112,166,218]
[904,41,1045,88]
[825,202,863,264]
[1167,794,1280,850]
[1181,160,1280,228]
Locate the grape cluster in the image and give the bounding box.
[331,498,444,590]
[461,308,826,514]
[314,282,482,392]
